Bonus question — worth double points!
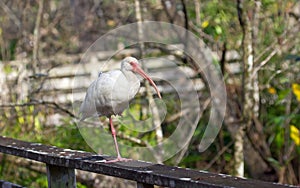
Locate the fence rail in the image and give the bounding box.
[0,180,24,188]
[0,136,297,188]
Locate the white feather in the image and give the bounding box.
[79,69,140,120]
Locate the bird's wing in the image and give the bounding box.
[94,71,132,115]
[79,70,129,119]
[79,79,98,120]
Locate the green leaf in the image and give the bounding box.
[3,65,13,74]
[215,25,222,35]
[274,129,284,148]
[267,157,281,168]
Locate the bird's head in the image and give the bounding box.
[121,56,140,71]
[121,56,161,98]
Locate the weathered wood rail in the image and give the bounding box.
[0,180,23,188]
[0,136,297,188]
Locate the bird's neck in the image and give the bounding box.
[121,69,141,98]
[121,70,139,83]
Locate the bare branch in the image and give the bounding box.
[0,100,77,119]
[251,48,278,79]
[204,141,234,170]
[161,0,175,23]
[0,0,21,28]
[194,0,201,26]
[252,0,261,55]
[32,0,44,74]
[118,132,151,148]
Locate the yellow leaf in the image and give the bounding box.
[292,83,300,101]
[107,20,116,27]
[201,20,209,28]
[268,87,276,94]
[18,116,24,124]
[290,125,300,146]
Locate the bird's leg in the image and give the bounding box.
[109,117,121,159]
[105,117,131,163]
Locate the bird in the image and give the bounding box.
[79,57,161,163]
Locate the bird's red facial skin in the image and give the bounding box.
[130,61,162,99]
[130,62,139,72]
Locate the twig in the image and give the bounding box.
[283,83,292,168]
[220,42,227,74]
[165,108,189,123]
[0,100,77,119]
[32,0,44,74]
[282,104,300,162]
[145,42,200,71]
[180,0,189,31]
[204,141,233,170]
[29,63,60,96]
[254,18,300,66]
[251,48,278,80]
[0,0,21,28]
[180,0,189,66]
[118,132,151,148]
[254,39,278,64]
[289,12,300,20]
[194,0,201,26]
[252,0,261,55]
[161,0,175,23]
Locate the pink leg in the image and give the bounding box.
[105,117,131,163]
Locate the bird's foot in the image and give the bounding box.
[105,156,132,163]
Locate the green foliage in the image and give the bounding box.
[0,39,18,61]
[0,0,300,186]
[198,0,239,44]
[8,39,18,60]
[0,103,91,187]
[3,64,13,74]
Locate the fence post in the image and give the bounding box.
[46,164,76,188]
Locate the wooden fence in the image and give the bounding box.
[0,50,248,187]
[0,48,240,103]
[0,136,297,188]
[0,49,240,125]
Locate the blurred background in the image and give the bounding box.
[0,0,299,187]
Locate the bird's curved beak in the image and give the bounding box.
[133,63,162,99]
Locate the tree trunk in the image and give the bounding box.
[32,0,44,74]
[135,0,164,163]
[236,0,257,177]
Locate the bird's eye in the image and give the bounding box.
[129,61,138,71]
[129,61,136,67]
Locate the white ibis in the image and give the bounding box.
[79,57,161,163]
